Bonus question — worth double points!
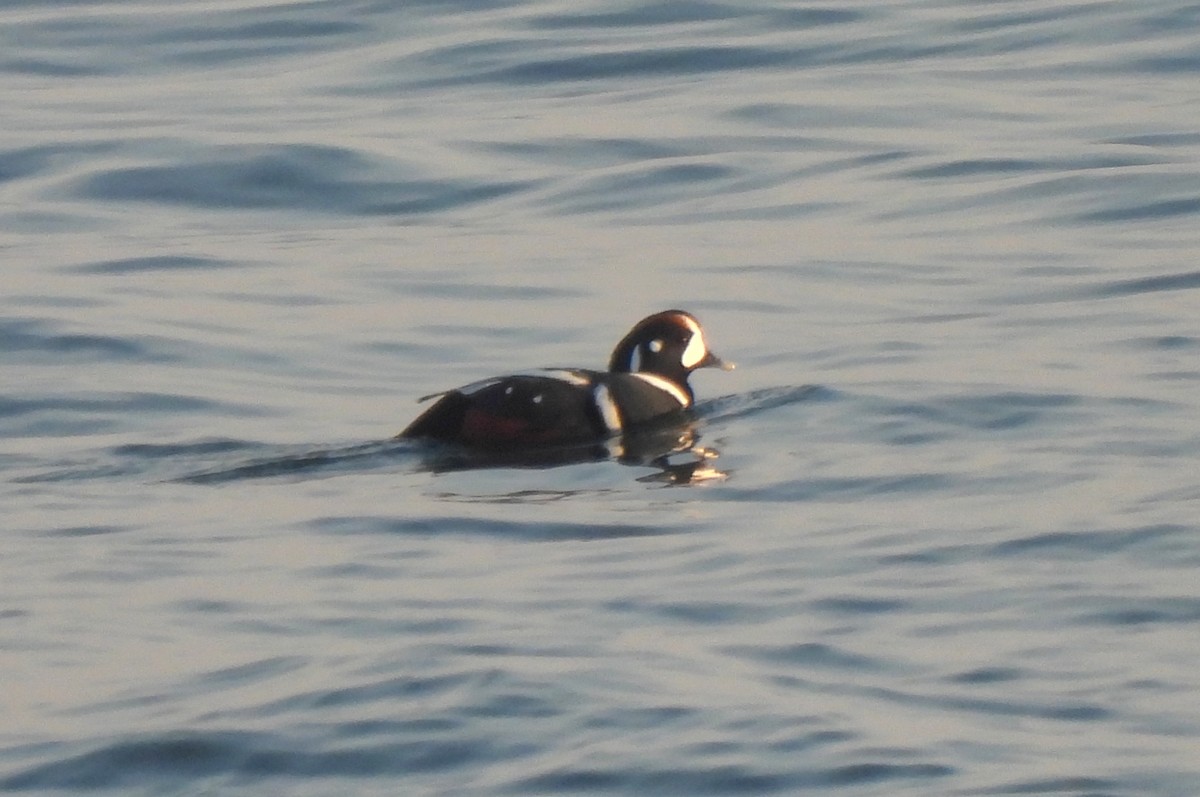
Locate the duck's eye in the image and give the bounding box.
[648,339,664,353]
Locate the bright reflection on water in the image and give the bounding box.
[3,1,1200,795]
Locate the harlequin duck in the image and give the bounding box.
[398,310,733,447]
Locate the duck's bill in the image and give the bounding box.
[700,352,736,371]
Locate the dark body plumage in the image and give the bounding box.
[398,310,731,448]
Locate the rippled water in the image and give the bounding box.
[4,1,1200,795]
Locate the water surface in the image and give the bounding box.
[3,1,1200,795]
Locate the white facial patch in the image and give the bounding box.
[680,328,708,369]
[631,373,691,407]
[592,384,623,432]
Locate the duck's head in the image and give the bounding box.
[608,310,734,388]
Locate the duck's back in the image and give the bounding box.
[399,370,610,446]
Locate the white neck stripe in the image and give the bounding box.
[631,372,690,407]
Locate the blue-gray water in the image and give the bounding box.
[4,1,1200,794]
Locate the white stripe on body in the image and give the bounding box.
[592,383,623,432]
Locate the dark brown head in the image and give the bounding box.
[608,310,733,393]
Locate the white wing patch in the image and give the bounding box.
[592,383,623,432]
[680,328,708,369]
[631,373,691,407]
[455,377,503,397]
[517,368,591,386]
[425,369,590,403]
[454,370,589,398]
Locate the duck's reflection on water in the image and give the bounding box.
[174,419,726,486]
[420,418,727,485]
